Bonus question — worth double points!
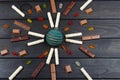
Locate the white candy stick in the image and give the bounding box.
[11,5,25,17]
[8,66,23,80]
[80,0,93,11]
[65,39,83,44]
[54,48,59,65]
[28,31,45,38]
[46,48,54,64]
[27,39,44,46]
[47,12,54,28]
[55,12,61,28]
[80,67,93,80]
[65,32,82,38]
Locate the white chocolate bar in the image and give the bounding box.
[27,39,44,46]
[47,12,54,28]
[65,32,82,38]
[55,12,61,28]
[8,66,23,80]
[46,48,54,64]
[80,67,93,80]
[28,31,45,38]
[65,39,83,44]
[11,5,25,17]
[54,48,59,65]
[80,0,93,11]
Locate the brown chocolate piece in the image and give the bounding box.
[12,29,20,34]
[50,64,56,80]
[32,62,45,78]
[35,5,42,13]
[14,20,31,30]
[0,49,9,56]
[65,65,72,73]
[80,20,88,26]
[63,1,75,16]
[79,45,95,58]
[82,35,100,41]
[19,50,27,57]
[50,0,57,13]
[10,35,29,42]
[85,8,93,14]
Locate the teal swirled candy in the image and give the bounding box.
[46,29,63,46]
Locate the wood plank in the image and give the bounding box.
[0,39,120,58]
[0,59,120,79]
[0,20,120,38]
[0,1,120,19]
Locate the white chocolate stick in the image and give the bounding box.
[65,32,82,38]
[65,39,83,44]
[28,31,45,38]
[80,67,93,80]
[27,39,44,46]
[54,48,59,65]
[46,48,54,64]
[55,12,61,28]
[80,0,93,11]
[11,5,25,17]
[8,66,23,80]
[47,12,54,28]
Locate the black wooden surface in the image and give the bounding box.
[0,0,120,80]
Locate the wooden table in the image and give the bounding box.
[0,0,120,80]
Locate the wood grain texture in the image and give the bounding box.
[0,1,120,19]
[0,20,120,38]
[0,39,120,58]
[0,59,120,79]
[0,0,119,80]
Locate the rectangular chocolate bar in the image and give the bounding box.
[82,35,100,41]
[32,62,45,78]
[14,20,31,30]
[79,45,95,58]
[63,1,75,16]
[50,64,56,80]
[50,0,57,13]
[10,35,29,42]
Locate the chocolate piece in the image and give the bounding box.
[12,29,20,34]
[32,62,45,78]
[11,35,29,42]
[0,49,9,56]
[65,65,72,73]
[50,0,57,13]
[79,45,95,58]
[35,5,42,13]
[63,1,75,16]
[85,8,93,14]
[50,64,56,80]
[82,35,100,41]
[80,20,88,26]
[19,50,27,57]
[14,20,31,30]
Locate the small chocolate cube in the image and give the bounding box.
[85,8,93,14]
[80,20,88,26]
[12,29,20,34]
[19,50,27,57]
[65,65,72,73]
[0,49,9,56]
